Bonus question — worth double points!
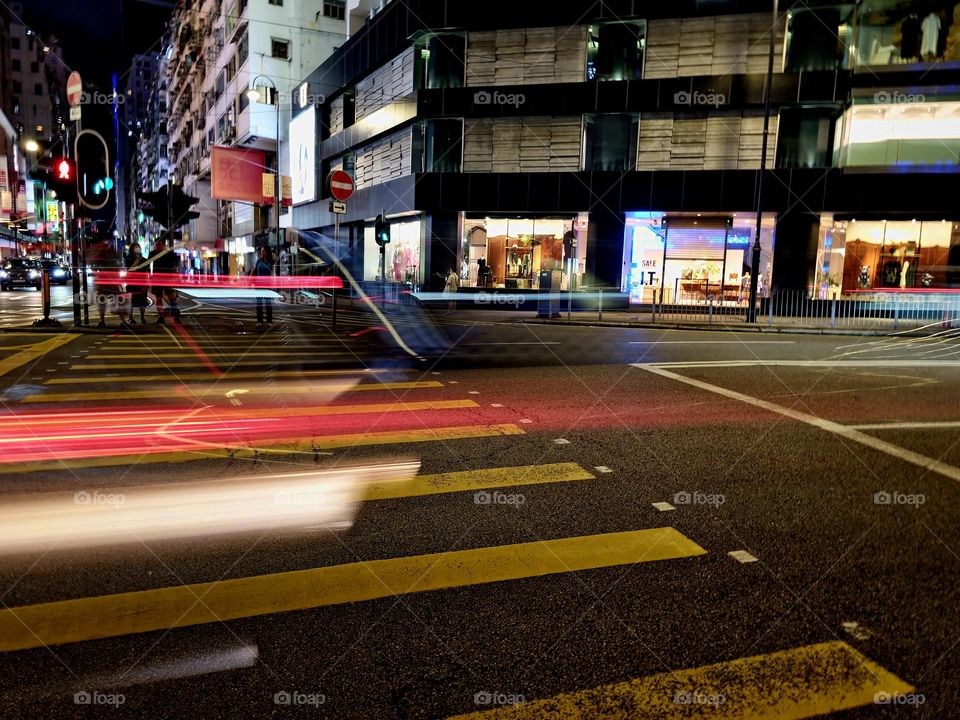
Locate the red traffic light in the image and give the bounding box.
[55,158,75,181]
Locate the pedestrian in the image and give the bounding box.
[151,238,180,324]
[443,266,459,312]
[251,245,274,328]
[124,242,150,324]
[87,233,129,329]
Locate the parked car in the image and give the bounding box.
[0,258,43,291]
[39,259,72,284]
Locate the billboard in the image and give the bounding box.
[289,109,316,205]
[211,146,267,204]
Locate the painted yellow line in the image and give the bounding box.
[88,352,332,358]
[44,368,412,384]
[0,334,78,378]
[21,380,444,403]
[69,358,357,369]
[0,424,525,474]
[0,527,703,651]
[449,641,913,720]
[367,462,596,501]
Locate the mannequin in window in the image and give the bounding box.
[901,13,921,61]
[921,11,941,59]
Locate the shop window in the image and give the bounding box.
[587,20,646,81]
[785,5,854,71]
[583,114,638,171]
[424,119,463,172]
[363,218,423,284]
[836,99,960,168]
[854,0,959,68]
[776,106,841,168]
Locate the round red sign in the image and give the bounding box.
[328,170,354,201]
[67,71,83,108]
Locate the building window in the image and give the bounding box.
[34,83,43,96]
[323,1,345,19]
[11,37,19,49]
[423,119,463,172]
[583,114,638,171]
[785,6,854,71]
[216,70,226,99]
[12,81,21,94]
[237,32,248,67]
[587,20,646,81]
[271,38,290,60]
[11,59,19,71]
[238,90,249,113]
[30,61,39,73]
[421,33,465,89]
[776,106,841,168]
[853,0,958,68]
[269,0,282,4]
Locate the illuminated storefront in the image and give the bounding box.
[816,217,960,295]
[853,0,960,68]
[459,214,588,290]
[623,212,774,304]
[363,216,423,284]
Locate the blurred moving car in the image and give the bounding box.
[0,258,43,291]
[39,258,72,284]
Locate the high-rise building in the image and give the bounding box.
[289,0,960,300]
[123,52,161,238]
[163,0,346,273]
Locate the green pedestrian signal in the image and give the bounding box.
[374,214,390,247]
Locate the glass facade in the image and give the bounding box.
[816,217,960,295]
[587,20,646,81]
[784,4,855,71]
[623,213,775,304]
[460,215,588,290]
[854,0,960,68]
[363,217,423,284]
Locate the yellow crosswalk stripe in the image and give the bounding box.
[366,462,596,501]
[87,352,335,358]
[0,334,78,378]
[44,368,411,384]
[448,641,914,720]
[0,527,704,652]
[21,380,444,403]
[70,358,372,370]
[0,424,525,474]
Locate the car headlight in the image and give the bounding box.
[28,269,40,278]
[53,268,65,277]
[0,270,7,279]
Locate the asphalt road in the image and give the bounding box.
[0,290,956,718]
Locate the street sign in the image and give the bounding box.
[328,170,354,201]
[69,106,81,121]
[330,201,347,214]
[67,71,83,107]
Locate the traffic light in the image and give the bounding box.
[92,177,114,195]
[138,183,200,230]
[75,129,111,209]
[49,158,77,204]
[374,214,390,247]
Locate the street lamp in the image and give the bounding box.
[247,75,281,263]
[24,139,39,153]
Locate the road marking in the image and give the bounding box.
[161,325,182,348]
[44,368,410,384]
[637,365,960,483]
[849,421,960,431]
[0,424,526,474]
[366,462,596,501]
[468,391,480,395]
[70,357,350,369]
[652,502,675,512]
[462,342,562,346]
[448,641,912,720]
[21,380,445,404]
[628,340,795,345]
[729,550,759,563]
[0,527,704,651]
[595,466,613,474]
[0,334,78,378]
[491,403,504,408]
[87,351,331,358]
[554,438,570,445]
[519,419,532,424]
[636,359,960,369]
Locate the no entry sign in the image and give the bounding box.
[67,71,83,108]
[328,170,354,201]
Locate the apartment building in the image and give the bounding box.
[290,0,960,301]
[164,0,346,269]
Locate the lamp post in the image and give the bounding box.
[747,0,778,323]
[247,76,281,262]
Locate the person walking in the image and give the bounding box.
[151,238,180,324]
[443,266,459,312]
[251,245,274,328]
[124,242,150,324]
[87,233,129,329]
